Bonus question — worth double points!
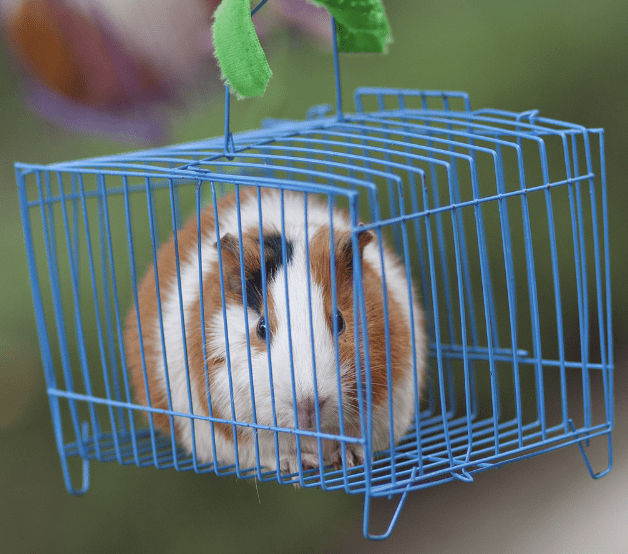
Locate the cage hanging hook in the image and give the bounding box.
[222,1,344,155]
[223,85,235,159]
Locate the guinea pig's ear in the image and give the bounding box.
[335,227,374,274]
[216,233,242,294]
[218,233,239,255]
[357,223,375,252]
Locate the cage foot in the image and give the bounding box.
[450,468,474,482]
[362,467,417,540]
[568,420,613,479]
[59,421,90,495]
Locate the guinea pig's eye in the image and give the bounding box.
[332,310,346,336]
[256,316,268,341]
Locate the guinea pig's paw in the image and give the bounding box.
[331,443,364,471]
[279,451,322,477]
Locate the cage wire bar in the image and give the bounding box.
[15,5,613,542]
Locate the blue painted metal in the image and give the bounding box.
[14,8,613,541]
[15,87,615,537]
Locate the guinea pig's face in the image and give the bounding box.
[211,226,373,433]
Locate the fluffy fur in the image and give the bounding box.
[124,188,426,474]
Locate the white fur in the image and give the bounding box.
[152,224,218,456]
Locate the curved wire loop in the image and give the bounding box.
[59,421,90,495]
[568,420,613,479]
[362,466,417,540]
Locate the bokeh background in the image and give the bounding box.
[1,0,627,552]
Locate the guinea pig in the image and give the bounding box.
[124,187,426,476]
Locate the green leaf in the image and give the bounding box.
[212,0,272,98]
[310,0,391,52]
[212,0,391,98]
[335,21,388,53]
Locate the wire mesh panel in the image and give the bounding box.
[16,87,613,539]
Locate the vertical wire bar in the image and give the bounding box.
[120,175,142,465]
[450,140,480,421]
[332,191,369,488]
[493,143,524,447]
[376,180,400,488]
[98,174,128,447]
[256,187,281,478]
[595,129,615,478]
[469,158,501,453]
[327,194,345,480]
[198,180,220,471]
[56,171,102,460]
[394,178,424,475]
[75,173,120,460]
[402,142,436,420]
[420,167,456,467]
[168,177,198,472]
[570,133,592,433]
[405,171,426,475]
[447,176,474,463]
[414,96,440,419]
[565,131,589,437]
[234,185,261,478]
[145,176,179,467]
[212,181,241,475]
[595,131,614,430]
[95,174,113,450]
[426,126,457,419]
[302,191,327,487]
[539,140,568,436]
[278,188,304,485]
[458,98,483,423]
[70,174,80,287]
[96,174,124,437]
[102,179,127,435]
[513,119,545,436]
[353,189,374,493]
[586,164,613,469]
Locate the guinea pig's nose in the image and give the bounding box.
[296,396,327,430]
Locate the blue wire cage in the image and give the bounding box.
[16,13,613,542]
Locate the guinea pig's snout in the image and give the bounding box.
[296,396,328,430]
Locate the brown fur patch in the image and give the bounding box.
[124,190,252,449]
[308,226,412,408]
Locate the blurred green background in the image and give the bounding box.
[2,1,627,552]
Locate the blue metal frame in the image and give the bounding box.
[15,87,615,539]
[14,5,613,542]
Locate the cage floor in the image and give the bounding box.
[60,412,610,496]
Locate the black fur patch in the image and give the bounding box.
[246,232,294,314]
